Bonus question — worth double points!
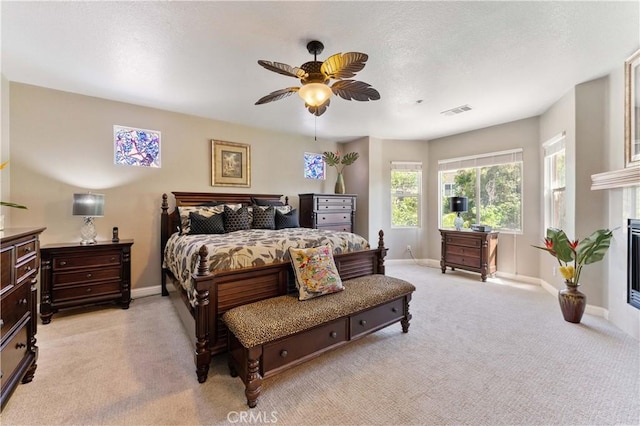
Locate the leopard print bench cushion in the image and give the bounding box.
[222,274,416,348]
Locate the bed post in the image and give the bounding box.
[161,193,169,296]
[194,245,212,383]
[377,230,387,275]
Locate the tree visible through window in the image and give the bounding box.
[391,162,421,227]
[543,133,566,230]
[439,150,522,232]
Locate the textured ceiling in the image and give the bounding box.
[2,1,639,142]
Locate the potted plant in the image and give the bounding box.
[533,227,613,323]
[322,151,359,194]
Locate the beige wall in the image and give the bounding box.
[426,117,541,278]
[7,83,339,291]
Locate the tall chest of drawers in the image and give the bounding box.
[1,227,46,411]
[439,229,498,282]
[39,240,133,324]
[298,193,356,233]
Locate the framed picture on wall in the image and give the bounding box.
[113,125,161,168]
[303,152,326,180]
[625,48,640,168]
[211,140,251,187]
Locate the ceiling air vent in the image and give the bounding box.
[441,104,472,116]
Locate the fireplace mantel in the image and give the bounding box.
[591,164,640,190]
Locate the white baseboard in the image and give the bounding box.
[132,285,162,299]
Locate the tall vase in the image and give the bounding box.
[558,282,586,323]
[335,173,346,194]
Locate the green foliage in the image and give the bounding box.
[391,170,420,227]
[323,151,359,173]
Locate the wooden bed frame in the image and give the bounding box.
[160,192,388,383]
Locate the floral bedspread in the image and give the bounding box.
[162,228,370,305]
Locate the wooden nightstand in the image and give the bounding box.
[439,229,498,282]
[39,240,133,324]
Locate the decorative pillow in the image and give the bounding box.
[224,205,251,232]
[275,208,299,229]
[177,203,240,234]
[251,197,285,207]
[251,205,275,230]
[289,244,343,300]
[188,212,225,234]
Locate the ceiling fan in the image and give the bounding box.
[255,40,380,116]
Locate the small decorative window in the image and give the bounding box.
[114,125,161,168]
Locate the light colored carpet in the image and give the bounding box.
[1,264,638,425]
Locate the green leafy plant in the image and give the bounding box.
[322,151,359,174]
[0,161,27,209]
[532,227,613,286]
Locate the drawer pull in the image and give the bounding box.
[25,265,32,272]
[86,273,92,278]
[86,288,92,293]
[18,298,28,305]
[0,318,4,327]
[359,320,367,326]
[23,247,32,253]
[111,257,116,261]
[280,350,288,358]
[392,307,398,313]
[60,261,67,266]
[329,331,337,338]
[16,342,26,349]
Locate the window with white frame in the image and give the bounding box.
[391,162,422,228]
[543,132,566,230]
[438,149,523,232]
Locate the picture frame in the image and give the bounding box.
[303,152,326,180]
[211,140,251,187]
[624,48,640,168]
[113,125,161,168]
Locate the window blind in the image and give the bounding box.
[543,132,566,156]
[391,161,422,170]
[438,148,523,171]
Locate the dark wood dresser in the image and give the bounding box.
[298,193,356,232]
[39,240,133,324]
[440,229,498,282]
[1,227,45,411]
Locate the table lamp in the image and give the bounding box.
[73,193,104,245]
[450,196,468,231]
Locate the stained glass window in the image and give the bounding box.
[304,152,325,180]
[114,125,161,168]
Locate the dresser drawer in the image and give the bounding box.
[15,239,37,264]
[317,212,351,225]
[446,245,480,257]
[1,248,13,292]
[315,196,354,208]
[52,267,121,286]
[317,224,352,232]
[0,283,30,340]
[0,323,29,390]
[350,298,404,339]
[53,281,122,302]
[445,235,481,248]
[53,251,121,270]
[262,318,348,374]
[445,253,481,269]
[16,257,38,285]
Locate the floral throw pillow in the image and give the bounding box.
[288,244,343,301]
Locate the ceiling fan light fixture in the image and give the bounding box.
[298,83,332,106]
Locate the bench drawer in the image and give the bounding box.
[350,298,404,339]
[262,318,348,374]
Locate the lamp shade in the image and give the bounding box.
[298,83,332,106]
[449,196,468,213]
[72,193,104,217]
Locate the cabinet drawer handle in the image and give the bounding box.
[0,318,4,327]
[25,266,32,272]
[360,320,367,326]
[60,261,67,266]
[392,307,398,313]
[86,273,92,278]
[110,257,116,261]
[280,350,288,358]
[16,342,26,349]
[18,298,28,305]
[86,288,92,293]
[329,331,337,338]
[23,247,32,253]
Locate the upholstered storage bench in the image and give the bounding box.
[222,274,415,408]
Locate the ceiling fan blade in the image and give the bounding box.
[255,87,299,105]
[257,60,307,79]
[306,98,331,116]
[321,52,369,80]
[331,80,380,101]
